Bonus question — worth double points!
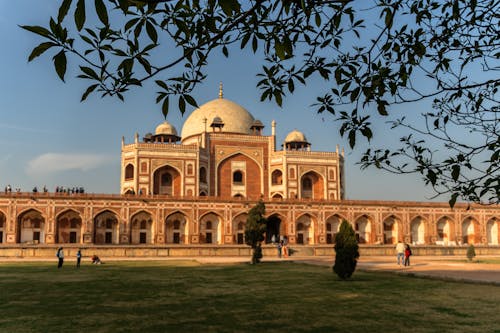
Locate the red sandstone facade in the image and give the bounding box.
[0,92,498,247]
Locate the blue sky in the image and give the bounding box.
[0,1,440,201]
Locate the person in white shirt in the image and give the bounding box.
[395,241,405,266]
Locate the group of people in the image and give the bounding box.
[56,247,102,268]
[395,241,412,266]
[3,185,86,194]
[271,235,289,258]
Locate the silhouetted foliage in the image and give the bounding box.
[333,220,359,279]
[245,201,267,264]
[22,0,499,204]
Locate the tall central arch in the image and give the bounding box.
[300,171,324,199]
[153,165,181,195]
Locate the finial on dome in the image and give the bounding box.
[219,82,223,99]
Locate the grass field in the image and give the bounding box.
[0,261,499,333]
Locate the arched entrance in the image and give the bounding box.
[266,214,286,243]
[56,210,82,244]
[382,215,401,244]
[199,213,221,244]
[325,215,342,244]
[354,215,372,244]
[300,171,324,199]
[462,217,479,245]
[233,213,247,244]
[153,165,181,195]
[295,214,315,244]
[94,211,119,244]
[436,216,454,245]
[17,209,45,244]
[486,218,499,245]
[410,216,426,245]
[165,212,188,244]
[0,211,5,243]
[130,211,153,244]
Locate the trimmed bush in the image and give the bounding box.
[333,220,359,279]
[467,244,476,262]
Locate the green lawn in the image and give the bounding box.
[0,261,499,333]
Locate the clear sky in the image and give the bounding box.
[0,1,440,201]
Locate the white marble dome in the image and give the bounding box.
[155,121,179,136]
[285,129,308,143]
[181,98,255,141]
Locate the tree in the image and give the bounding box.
[244,201,267,264]
[333,220,359,280]
[466,244,476,262]
[22,0,499,205]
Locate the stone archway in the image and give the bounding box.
[486,218,499,245]
[94,211,119,244]
[436,216,454,245]
[130,211,153,244]
[17,209,45,244]
[232,213,248,244]
[153,165,181,195]
[410,216,426,245]
[462,217,480,245]
[56,210,82,244]
[300,171,324,199]
[199,213,221,244]
[0,211,5,243]
[382,215,402,244]
[354,215,372,244]
[295,214,315,244]
[325,215,342,244]
[165,212,189,244]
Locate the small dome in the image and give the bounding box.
[251,120,264,128]
[155,121,178,136]
[285,129,308,143]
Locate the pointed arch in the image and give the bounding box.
[300,170,324,199]
[165,211,189,244]
[0,210,5,243]
[232,213,248,244]
[295,213,316,244]
[94,210,119,244]
[325,214,344,244]
[436,215,455,245]
[17,209,45,244]
[130,210,153,244]
[382,215,402,244]
[461,216,480,245]
[354,214,373,244]
[199,212,222,244]
[216,152,262,199]
[56,209,82,244]
[410,216,426,245]
[486,217,499,245]
[152,164,182,196]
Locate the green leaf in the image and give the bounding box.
[145,21,158,44]
[75,0,86,31]
[20,25,51,38]
[162,96,169,118]
[58,0,72,23]
[81,84,98,102]
[178,96,186,114]
[449,193,459,208]
[28,42,56,62]
[53,50,67,82]
[184,95,198,108]
[451,165,460,181]
[222,45,228,57]
[95,0,109,26]
[79,66,99,80]
[348,130,356,148]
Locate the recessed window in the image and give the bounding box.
[233,171,243,184]
[125,164,134,180]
